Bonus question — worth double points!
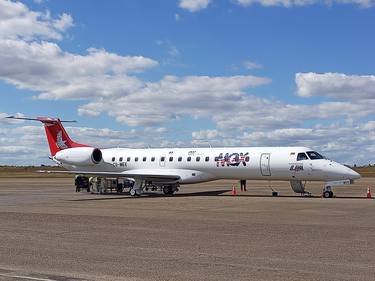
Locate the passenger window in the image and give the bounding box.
[205,156,209,162]
[119,157,123,162]
[127,157,131,162]
[196,156,200,162]
[151,157,155,162]
[187,156,191,162]
[169,157,173,162]
[178,157,182,162]
[143,157,146,162]
[112,157,115,162]
[135,157,139,162]
[297,153,308,161]
[161,156,165,161]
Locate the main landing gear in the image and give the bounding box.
[129,188,141,197]
[322,186,334,198]
[162,185,178,195]
[129,181,179,197]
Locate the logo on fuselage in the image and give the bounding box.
[289,164,304,172]
[56,130,68,149]
[215,152,249,167]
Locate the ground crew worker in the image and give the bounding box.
[240,179,247,192]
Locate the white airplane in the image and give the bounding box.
[7,116,360,198]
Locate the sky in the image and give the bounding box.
[0,0,374,166]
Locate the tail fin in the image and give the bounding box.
[40,117,89,156]
[5,116,89,156]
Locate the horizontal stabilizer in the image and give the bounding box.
[5,116,77,123]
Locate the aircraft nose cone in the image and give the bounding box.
[333,163,361,180]
[324,161,361,181]
[347,168,361,180]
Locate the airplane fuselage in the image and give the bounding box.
[6,116,360,197]
[60,146,360,184]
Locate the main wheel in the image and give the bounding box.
[163,186,173,195]
[130,188,137,197]
[323,191,334,198]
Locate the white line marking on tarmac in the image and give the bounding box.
[0,273,57,281]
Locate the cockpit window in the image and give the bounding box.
[297,153,309,161]
[307,151,324,160]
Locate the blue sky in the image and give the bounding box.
[0,0,374,165]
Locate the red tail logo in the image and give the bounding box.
[56,130,69,149]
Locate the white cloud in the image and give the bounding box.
[334,0,375,8]
[0,0,73,40]
[168,45,180,57]
[243,60,263,70]
[77,74,272,126]
[76,70,375,131]
[179,0,211,12]
[192,129,220,140]
[0,41,372,160]
[155,39,182,64]
[236,0,307,7]
[0,40,158,100]
[296,72,375,100]
[0,145,35,154]
[53,13,74,32]
[235,0,375,7]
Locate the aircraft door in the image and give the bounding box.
[159,155,166,167]
[260,153,271,176]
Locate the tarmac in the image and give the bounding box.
[0,177,374,281]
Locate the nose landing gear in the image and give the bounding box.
[322,180,354,198]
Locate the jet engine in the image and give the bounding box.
[55,147,102,166]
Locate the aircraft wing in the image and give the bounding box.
[37,169,181,182]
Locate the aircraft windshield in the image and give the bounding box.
[297,153,309,161]
[306,151,324,160]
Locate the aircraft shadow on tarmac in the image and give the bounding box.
[70,189,230,201]
[69,190,370,201]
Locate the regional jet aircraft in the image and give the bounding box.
[6,116,360,198]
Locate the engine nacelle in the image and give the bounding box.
[55,147,102,166]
